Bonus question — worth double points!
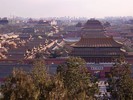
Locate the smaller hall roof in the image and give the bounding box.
[83,19,104,29]
[72,37,123,48]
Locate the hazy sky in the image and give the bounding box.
[0,0,133,18]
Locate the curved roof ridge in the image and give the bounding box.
[72,37,123,48]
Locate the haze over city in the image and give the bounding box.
[0,0,133,18]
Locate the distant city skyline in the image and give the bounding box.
[0,0,133,18]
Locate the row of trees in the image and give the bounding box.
[1,56,133,100]
[0,57,98,100]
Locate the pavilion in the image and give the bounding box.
[70,19,127,78]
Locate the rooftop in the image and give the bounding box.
[83,19,104,30]
[72,37,123,48]
[81,19,106,38]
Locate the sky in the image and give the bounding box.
[0,0,133,18]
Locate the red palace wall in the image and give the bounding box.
[0,56,133,79]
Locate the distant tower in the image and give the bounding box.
[81,19,106,38]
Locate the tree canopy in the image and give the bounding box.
[57,57,98,99]
[108,56,133,100]
[1,57,98,100]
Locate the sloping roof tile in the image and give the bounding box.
[72,37,123,47]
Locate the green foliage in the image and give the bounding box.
[1,68,39,100]
[48,74,68,100]
[57,57,98,99]
[1,57,98,100]
[32,59,48,85]
[108,56,133,100]
[31,59,54,100]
